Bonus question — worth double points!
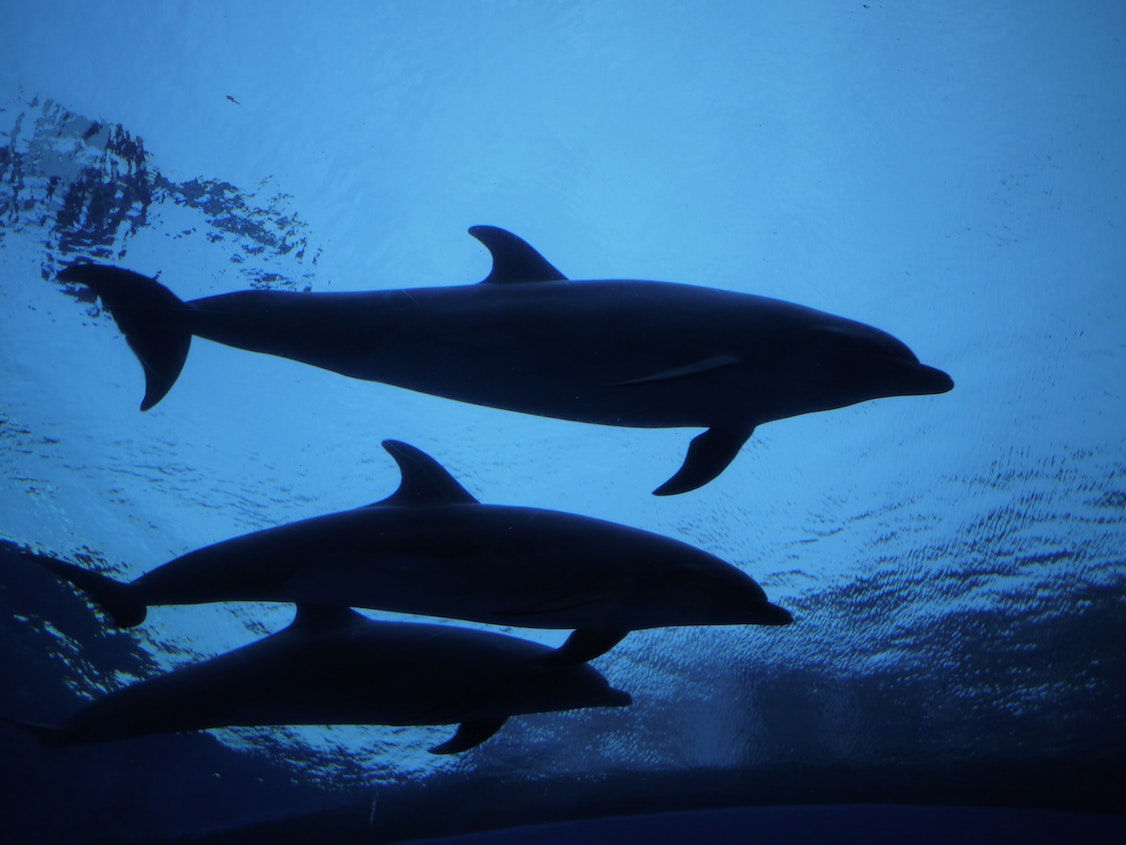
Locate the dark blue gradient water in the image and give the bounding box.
[1,2,1123,842]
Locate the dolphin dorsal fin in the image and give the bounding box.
[291,604,365,632]
[374,440,479,507]
[469,226,568,284]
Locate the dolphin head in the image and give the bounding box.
[632,554,794,628]
[806,319,954,410]
[693,572,794,627]
[484,660,632,716]
[540,662,633,710]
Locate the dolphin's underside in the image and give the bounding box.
[57,226,953,493]
[20,440,794,665]
[3,606,632,753]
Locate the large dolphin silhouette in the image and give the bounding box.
[23,441,791,665]
[57,227,953,494]
[2,605,631,753]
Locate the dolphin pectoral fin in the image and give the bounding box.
[57,264,190,411]
[498,593,609,618]
[535,627,630,666]
[610,354,740,387]
[372,440,479,507]
[429,717,508,754]
[468,226,568,284]
[654,425,754,496]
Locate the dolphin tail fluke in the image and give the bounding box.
[1,716,71,747]
[654,425,754,496]
[57,264,191,410]
[27,552,146,628]
[429,717,507,754]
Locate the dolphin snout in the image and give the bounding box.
[896,362,954,396]
[758,602,794,626]
[919,364,954,394]
[603,687,633,707]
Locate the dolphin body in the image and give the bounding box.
[3,605,632,753]
[24,441,791,665]
[57,226,953,495]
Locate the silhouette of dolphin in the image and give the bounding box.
[2,605,631,753]
[57,227,953,494]
[22,440,791,665]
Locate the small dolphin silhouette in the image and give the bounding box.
[23,441,791,664]
[2,605,631,753]
[57,227,953,494]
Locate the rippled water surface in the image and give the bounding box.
[1,2,1124,842]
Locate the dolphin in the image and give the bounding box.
[2,605,632,753]
[57,226,953,495]
[21,440,792,665]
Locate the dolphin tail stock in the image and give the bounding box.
[428,717,507,754]
[25,551,146,628]
[57,264,191,411]
[654,424,755,496]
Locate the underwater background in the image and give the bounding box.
[1,1,1123,842]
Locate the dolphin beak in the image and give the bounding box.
[758,602,794,626]
[918,364,954,394]
[897,362,954,396]
[603,688,633,707]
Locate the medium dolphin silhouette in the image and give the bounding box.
[57,227,953,495]
[23,440,791,665]
[3,605,631,753]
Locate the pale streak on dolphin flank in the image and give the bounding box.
[57,227,954,495]
[23,440,792,666]
[2,605,632,754]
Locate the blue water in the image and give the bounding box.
[1,1,1123,842]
